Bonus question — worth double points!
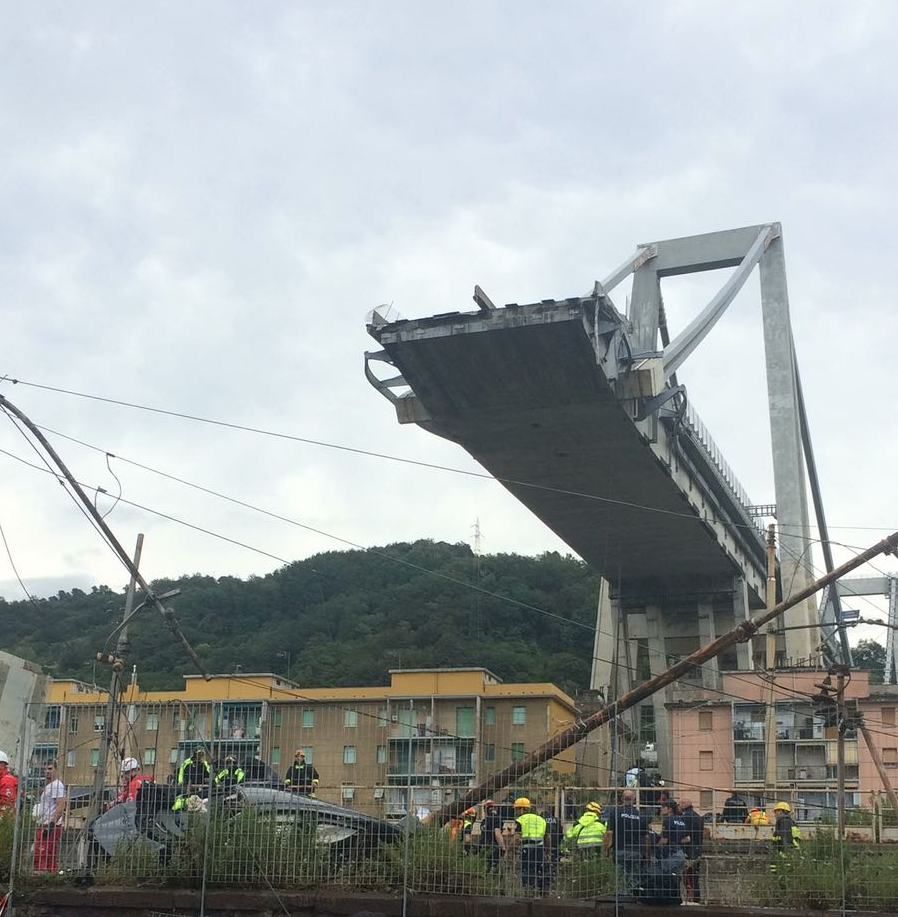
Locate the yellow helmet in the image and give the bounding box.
[773,801,791,813]
[586,801,602,814]
[463,807,477,817]
[513,796,531,808]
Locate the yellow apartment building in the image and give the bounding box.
[33,667,590,813]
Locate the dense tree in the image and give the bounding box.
[852,638,887,684]
[0,541,600,694]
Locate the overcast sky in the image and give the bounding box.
[1,2,896,639]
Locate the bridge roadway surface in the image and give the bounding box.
[368,298,768,605]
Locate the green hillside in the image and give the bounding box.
[0,540,600,694]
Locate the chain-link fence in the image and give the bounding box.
[5,699,898,911]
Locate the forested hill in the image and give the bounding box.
[0,541,600,694]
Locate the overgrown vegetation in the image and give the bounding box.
[0,540,600,693]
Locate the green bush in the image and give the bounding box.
[555,853,616,898]
[350,829,502,896]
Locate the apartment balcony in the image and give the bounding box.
[734,764,859,785]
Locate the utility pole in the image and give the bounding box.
[764,524,779,796]
[88,534,144,826]
[835,666,847,839]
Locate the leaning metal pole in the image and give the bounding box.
[445,531,898,818]
[0,394,208,679]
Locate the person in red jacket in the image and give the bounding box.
[0,751,18,812]
[116,757,147,804]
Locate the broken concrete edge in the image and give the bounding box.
[14,886,888,917]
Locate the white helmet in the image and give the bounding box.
[0,751,9,765]
[121,757,140,773]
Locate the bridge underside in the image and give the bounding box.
[371,304,761,593]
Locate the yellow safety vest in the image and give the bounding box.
[516,812,548,841]
[565,812,607,847]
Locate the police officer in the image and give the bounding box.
[603,789,649,889]
[173,746,211,811]
[284,749,319,795]
[564,801,607,856]
[513,797,547,890]
[678,798,705,902]
[214,755,245,792]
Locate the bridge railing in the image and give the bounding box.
[681,402,765,536]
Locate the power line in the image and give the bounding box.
[0,517,41,611]
[2,375,893,536]
[0,436,883,717]
[0,421,891,762]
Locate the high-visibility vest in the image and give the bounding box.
[565,812,607,848]
[214,767,245,786]
[516,812,548,841]
[177,757,211,787]
[747,809,770,826]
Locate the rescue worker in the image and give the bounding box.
[563,801,606,856]
[173,746,211,811]
[115,757,147,804]
[772,801,801,850]
[747,806,770,826]
[513,797,547,891]
[0,751,18,813]
[283,749,319,795]
[214,755,245,792]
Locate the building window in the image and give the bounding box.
[94,714,105,733]
[512,706,527,726]
[44,706,61,730]
[272,710,283,728]
[169,748,179,764]
[143,748,156,766]
[90,749,100,768]
[377,745,387,765]
[302,746,314,763]
[146,713,159,732]
[456,706,475,737]
[65,750,76,768]
[698,710,713,731]
[700,790,714,809]
[343,745,357,765]
[172,709,181,730]
[377,707,389,728]
[342,785,356,803]
[344,709,358,728]
[485,706,496,726]
[68,714,79,735]
[511,743,525,761]
[639,706,656,744]
[883,747,898,767]
[271,747,280,766]
[484,744,496,762]
[883,708,896,727]
[302,708,315,729]
[699,751,714,771]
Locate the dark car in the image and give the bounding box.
[88,781,401,868]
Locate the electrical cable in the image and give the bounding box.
[2,374,893,536]
[0,517,42,612]
[0,440,884,721]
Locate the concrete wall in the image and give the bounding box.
[0,650,46,763]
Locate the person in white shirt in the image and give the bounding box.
[33,761,66,873]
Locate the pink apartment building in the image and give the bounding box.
[667,670,898,819]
